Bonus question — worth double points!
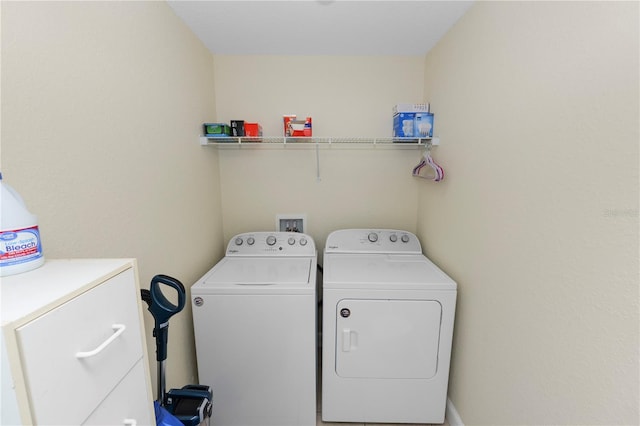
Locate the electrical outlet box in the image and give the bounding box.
[276,214,307,233]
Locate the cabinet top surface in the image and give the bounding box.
[1,259,135,325]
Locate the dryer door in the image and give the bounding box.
[335,299,441,379]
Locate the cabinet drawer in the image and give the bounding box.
[82,360,154,426]
[16,268,144,425]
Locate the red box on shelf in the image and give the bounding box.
[244,122,263,137]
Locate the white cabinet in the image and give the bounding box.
[1,259,154,426]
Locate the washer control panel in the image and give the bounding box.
[226,232,315,256]
[325,229,422,254]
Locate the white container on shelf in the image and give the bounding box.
[0,173,44,276]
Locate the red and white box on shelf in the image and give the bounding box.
[283,115,312,137]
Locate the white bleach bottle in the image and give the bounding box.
[0,172,44,276]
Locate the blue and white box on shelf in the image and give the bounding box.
[393,112,434,138]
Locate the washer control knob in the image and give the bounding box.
[368,232,378,243]
[299,237,308,246]
[266,235,277,246]
[401,234,410,243]
[389,234,398,242]
[247,237,255,245]
[235,237,243,246]
[288,237,296,245]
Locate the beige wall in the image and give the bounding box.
[213,55,426,252]
[1,1,224,390]
[419,2,639,425]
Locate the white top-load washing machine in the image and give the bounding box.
[322,229,457,424]
[191,232,317,426]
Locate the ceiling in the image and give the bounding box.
[167,1,474,56]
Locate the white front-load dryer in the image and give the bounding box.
[191,232,317,426]
[321,229,457,424]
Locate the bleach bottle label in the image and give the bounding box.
[0,172,45,276]
[0,225,43,268]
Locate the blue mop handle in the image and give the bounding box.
[149,274,186,362]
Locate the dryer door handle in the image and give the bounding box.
[342,328,358,352]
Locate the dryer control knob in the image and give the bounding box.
[401,234,410,243]
[235,237,243,246]
[288,237,296,245]
[247,237,255,245]
[266,235,277,246]
[389,234,398,242]
[299,237,308,246]
[368,232,378,243]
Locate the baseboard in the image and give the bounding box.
[446,398,464,426]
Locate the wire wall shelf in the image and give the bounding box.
[199,136,438,148]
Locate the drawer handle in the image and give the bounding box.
[123,419,137,426]
[75,324,126,359]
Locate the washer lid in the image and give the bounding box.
[193,257,315,294]
[323,254,456,290]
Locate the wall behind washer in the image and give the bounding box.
[1,1,224,392]
[212,55,426,254]
[418,2,639,425]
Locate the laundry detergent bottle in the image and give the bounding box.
[0,172,44,276]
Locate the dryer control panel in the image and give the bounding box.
[226,232,316,256]
[325,229,422,254]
